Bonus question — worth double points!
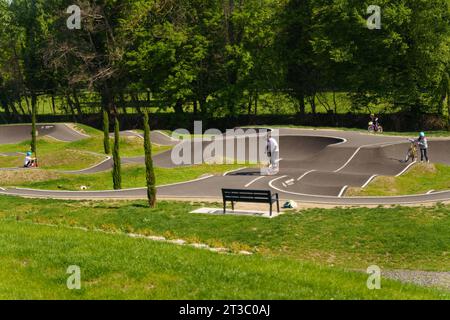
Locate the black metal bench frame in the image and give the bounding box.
[221,189,280,217]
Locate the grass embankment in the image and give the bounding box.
[0,124,170,171]
[0,163,247,190]
[1,196,448,272]
[0,212,448,299]
[348,163,450,197]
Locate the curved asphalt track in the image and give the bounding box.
[1,125,450,205]
[0,123,89,143]
[0,124,179,173]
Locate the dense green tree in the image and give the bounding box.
[126,0,283,117]
[112,116,121,190]
[103,108,111,154]
[143,112,156,208]
[305,0,450,115]
[0,0,449,128]
[44,0,138,148]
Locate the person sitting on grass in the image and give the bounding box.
[416,132,429,163]
[24,151,36,168]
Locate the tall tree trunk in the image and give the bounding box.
[332,91,339,126]
[199,97,207,114]
[119,92,127,115]
[193,100,198,115]
[0,94,11,118]
[447,86,450,129]
[72,90,83,117]
[66,94,78,122]
[102,108,110,154]
[0,94,9,123]
[31,94,37,154]
[143,112,156,208]
[299,94,306,115]
[332,91,338,114]
[174,99,184,114]
[101,89,113,154]
[16,97,26,115]
[51,94,56,115]
[24,95,31,115]
[10,100,21,121]
[254,91,259,116]
[131,93,142,114]
[309,95,317,115]
[112,116,121,190]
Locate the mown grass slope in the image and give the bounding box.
[1,196,449,271]
[0,220,447,300]
[348,164,450,196]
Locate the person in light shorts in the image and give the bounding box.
[266,132,280,172]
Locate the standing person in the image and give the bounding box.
[266,131,280,172]
[417,132,429,163]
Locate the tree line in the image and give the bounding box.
[0,0,449,121]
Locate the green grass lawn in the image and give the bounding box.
[348,163,450,196]
[1,196,449,272]
[0,163,249,191]
[0,155,24,168]
[68,124,172,157]
[0,218,447,299]
[0,138,106,170]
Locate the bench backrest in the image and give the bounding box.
[222,189,272,202]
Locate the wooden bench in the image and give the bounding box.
[221,189,280,217]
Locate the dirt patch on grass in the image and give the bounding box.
[0,169,62,186]
[38,149,104,170]
[347,163,442,197]
[0,155,22,168]
[346,176,397,196]
[410,163,437,175]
